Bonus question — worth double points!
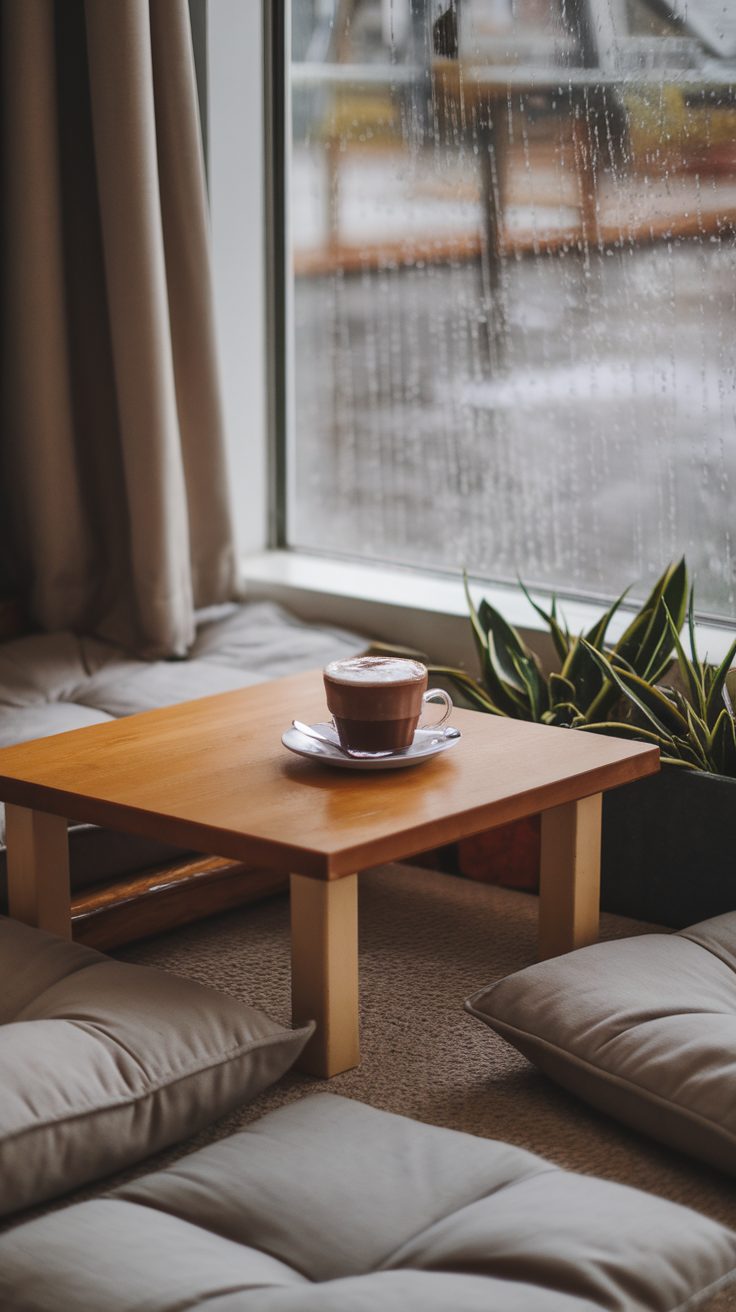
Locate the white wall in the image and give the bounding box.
[208,0,268,555]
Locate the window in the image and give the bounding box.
[283,0,736,618]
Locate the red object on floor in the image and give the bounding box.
[458,817,541,891]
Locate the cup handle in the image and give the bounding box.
[418,688,453,732]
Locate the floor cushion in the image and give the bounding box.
[0,601,363,900]
[1,1093,735,1310]
[0,915,312,1219]
[466,911,736,1176]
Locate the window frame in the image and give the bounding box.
[206,0,736,666]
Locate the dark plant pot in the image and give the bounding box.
[457,816,541,891]
[602,769,736,928]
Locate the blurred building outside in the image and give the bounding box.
[286,1,736,618]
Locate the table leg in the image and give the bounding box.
[5,805,71,938]
[290,872,359,1078]
[538,793,602,960]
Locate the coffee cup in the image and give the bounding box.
[323,656,453,754]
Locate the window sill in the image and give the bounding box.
[241,550,736,670]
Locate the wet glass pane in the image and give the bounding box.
[286,0,736,616]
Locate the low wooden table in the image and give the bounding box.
[0,668,658,1077]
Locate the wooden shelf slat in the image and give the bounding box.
[71,855,287,951]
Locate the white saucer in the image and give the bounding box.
[281,722,462,771]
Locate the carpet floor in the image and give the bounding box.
[13,866,736,1307]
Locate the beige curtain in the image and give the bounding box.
[1,0,239,657]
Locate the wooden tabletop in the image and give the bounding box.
[0,668,659,879]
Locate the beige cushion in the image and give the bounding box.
[466,911,736,1175]
[0,1093,734,1310]
[0,916,312,1218]
[0,601,364,898]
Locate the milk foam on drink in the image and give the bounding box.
[324,657,426,685]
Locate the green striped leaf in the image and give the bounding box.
[614,559,688,684]
[561,635,613,713]
[709,707,736,776]
[687,584,699,670]
[428,666,504,716]
[510,648,549,721]
[463,573,489,669]
[640,557,688,683]
[549,672,576,707]
[663,603,706,718]
[581,641,688,737]
[704,636,736,729]
[518,580,570,664]
[684,705,712,765]
[478,600,532,694]
[484,631,532,718]
[585,587,629,650]
[579,721,667,748]
[542,702,583,726]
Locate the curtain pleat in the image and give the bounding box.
[1,0,98,628]
[1,0,238,656]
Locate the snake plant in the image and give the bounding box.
[580,593,736,774]
[434,559,689,728]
